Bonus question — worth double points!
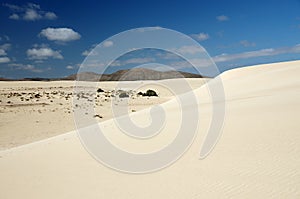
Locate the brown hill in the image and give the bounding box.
[0,68,204,81]
[64,68,203,81]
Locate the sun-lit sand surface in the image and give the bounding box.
[0,60,299,198]
[0,79,208,149]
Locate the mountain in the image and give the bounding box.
[0,77,14,81]
[64,68,203,81]
[0,68,204,81]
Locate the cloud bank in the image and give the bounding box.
[4,3,57,21]
[213,44,300,63]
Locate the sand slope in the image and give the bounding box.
[0,60,300,198]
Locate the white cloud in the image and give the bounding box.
[0,49,7,56]
[9,63,43,73]
[4,3,57,21]
[175,45,205,55]
[27,3,40,9]
[40,28,81,42]
[23,9,42,21]
[82,48,96,56]
[3,3,22,11]
[82,42,113,56]
[0,43,11,51]
[18,64,36,71]
[66,65,74,69]
[82,50,90,56]
[21,64,36,70]
[240,40,256,47]
[161,44,300,68]
[44,12,57,20]
[0,57,10,63]
[0,43,11,62]
[217,15,229,21]
[27,47,63,60]
[82,44,98,56]
[213,44,300,63]
[192,33,210,41]
[9,13,20,20]
[103,40,113,47]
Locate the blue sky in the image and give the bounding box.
[0,0,300,78]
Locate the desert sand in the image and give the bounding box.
[0,79,208,149]
[0,60,299,198]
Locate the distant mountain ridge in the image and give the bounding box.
[0,68,204,81]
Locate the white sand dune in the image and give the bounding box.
[0,60,300,198]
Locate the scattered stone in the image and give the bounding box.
[119,92,129,98]
[34,93,41,98]
[94,114,103,118]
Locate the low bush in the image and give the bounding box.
[138,89,158,97]
[97,88,104,92]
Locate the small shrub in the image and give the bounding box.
[141,89,157,97]
[97,88,104,92]
[137,89,158,97]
